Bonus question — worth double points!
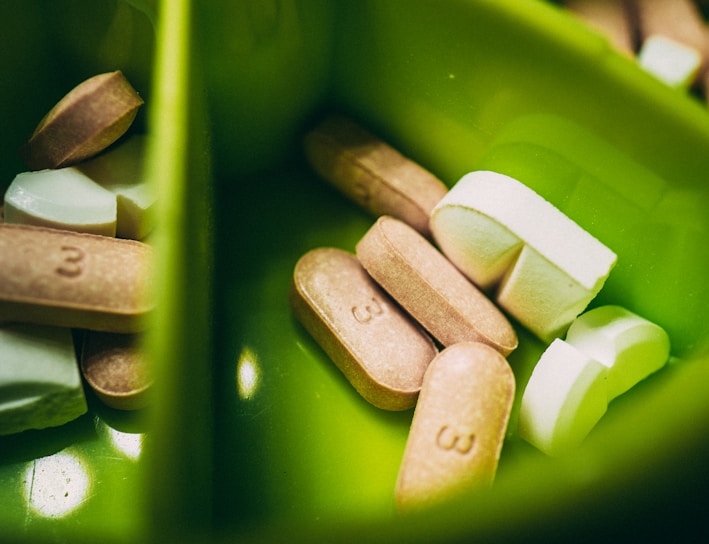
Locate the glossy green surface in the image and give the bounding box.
[1,0,709,542]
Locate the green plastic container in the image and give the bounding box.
[1,0,708,542]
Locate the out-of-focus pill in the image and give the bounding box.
[633,0,707,55]
[518,338,608,457]
[289,247,437,410]
[0,323,87,435]
[565,0,635,55]
[81,331,151,410]
[3,167,117,236]
[303,115,449,237]
[395,342,515,510]
[637,34,703,89]
[20,71,143,170]
[0,224,153,333]
[565,305,670,401]
[77,135,156,240]
[430,171,617,342]
[356,215,518,356]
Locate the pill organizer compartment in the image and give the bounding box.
[1,1,709,543]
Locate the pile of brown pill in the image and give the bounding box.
[292,114,671,510]
[564,0,709,95]
[0,71,154,435]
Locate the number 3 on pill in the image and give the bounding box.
[436,425,476,454]
[352,297,385,323]
[56,245,86,278]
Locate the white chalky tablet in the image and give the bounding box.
[565,305,670,401]
[637,34,702,89]
[430,171,617,341]
[77,135,155,240]
[0,324,87,435]
[518,338,608,457]
[3,167,117,236]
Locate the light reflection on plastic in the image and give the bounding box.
[236,347,261,400]
[107,427,143,460]
[23,451,90,518]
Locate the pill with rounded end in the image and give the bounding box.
[0,224,153,332]
[356,215,518,356]
[430,171,616,342]
[303,115,449,237]
[289,247,437,410]
[518,338,608,457]
[395,342,515,510]
[565,305,670,401]
[21,70,143,170]
[81,331,151,410]
[4,167,118,236]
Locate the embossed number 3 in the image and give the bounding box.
[352,297,385,323]
[56,245,86,278]
[436,425,476,454]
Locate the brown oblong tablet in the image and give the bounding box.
[303,115,448,237]
[21,71,144,170]
[395,342,515,510]
[289,247,438,410]
[0,223,153,332]
[356,216,518,356]
[81,331,151,410]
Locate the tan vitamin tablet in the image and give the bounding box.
[81,331,151,410]
[21,71,144,170]
[289,247,438,410]
[633,0,706,55]
[565,0,635,55]
[395,342,515,510]
[356,216,518,356]
[0,224,153,332]
[303,115,449,237]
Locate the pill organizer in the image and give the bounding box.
[1,0,709,542]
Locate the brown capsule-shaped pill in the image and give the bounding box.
[289,247,438,410]
[21,71,144,170]
[356,216,518,356]
[303,115,449,237]
[395,342,515,511]
[81,331,151,410]
[0,224,153,332]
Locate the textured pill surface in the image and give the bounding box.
[20,71,143,170]
[289,247,437,410]
[356,215,518,356]
[0,224,153,332]
[565,305,670,401]
[431,171,616,341]
[303,115,448,237]
[518,338,608,457]
[81,331,151,410]
[4,167,117,236]
[0,323,87,435]
[395,342,515,510]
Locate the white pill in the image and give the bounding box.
[3,167,117,236]
[430,170,617,341]
[78,135,155,240]
[638,34,702,89]
[0,323,87,435]
[565,305,670,401]
[518,338,608,457]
